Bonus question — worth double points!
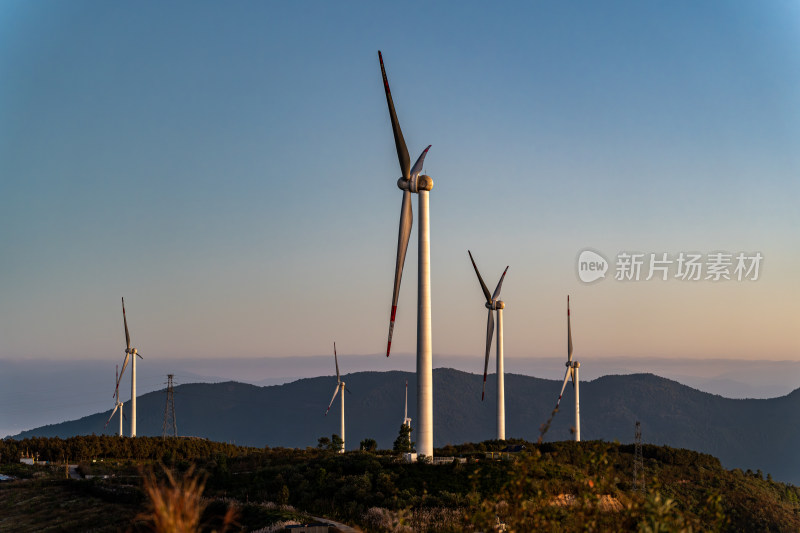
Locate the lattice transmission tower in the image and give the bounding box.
[633,420,645,493]
[162,374,178,438]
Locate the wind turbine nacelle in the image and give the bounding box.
[397,175,434,193]
[485,300,505,310]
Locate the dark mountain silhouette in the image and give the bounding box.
[11,369,800,484]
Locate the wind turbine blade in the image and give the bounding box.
[378,51,410,179]
[137,353,143,359]
[468,250,492,303]
[117,353,130,391]
[482,309,494,401]
[410,145,431,180]
[325,385,341,415]
[567,295,573,363]
[334,342,340,382]
[387,190,413,357]
[558,366,572,403]
[122,297,131,350]
[491,266,509,301]
[538,367,574,444]
[113,365,119,399]
[104,405,119,428]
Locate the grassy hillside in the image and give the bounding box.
[1,437,799,532]
[12,369,800,484]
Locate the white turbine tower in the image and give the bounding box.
[116,297,142,437]
[402,379,412,430]
[104,365,124,437]
[380,51,435,460]
[324,342,347,453]
[549,295,580,442]
[467,251,509,440]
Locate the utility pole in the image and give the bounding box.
[633,420,645,493]
[162,374,178,438]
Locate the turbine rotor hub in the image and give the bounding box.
[397,174,434,193]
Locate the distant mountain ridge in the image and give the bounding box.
[10,369,800,484]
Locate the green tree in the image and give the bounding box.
[359,438,378,452]
[392,423,414,454]
[330,434,343,453]
[278,484,290,505]
[317,436,331,450]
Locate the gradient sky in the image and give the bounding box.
[1,1,799,369]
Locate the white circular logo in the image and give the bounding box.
[577,249,609,283]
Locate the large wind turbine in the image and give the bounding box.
[324,342,347,453]
[104,365,124,437]
[548,295,580,442]
[467,251,509,440]
[379,51,435,459]
[116,297,142,437]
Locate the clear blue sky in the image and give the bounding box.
[1,1,798,364]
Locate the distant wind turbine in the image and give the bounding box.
[104,364,125,437]
[542,296,581,442]
[468,250,509,440]
[324,342,348,453]
[403,379,412,431]
[379,51,435,459]
[116,297,142,437]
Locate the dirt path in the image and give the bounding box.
[311,515,362,532]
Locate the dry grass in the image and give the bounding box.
[0,478,139,532]
[138,466,236,533]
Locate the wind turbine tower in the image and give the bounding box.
[467,251,509,440]
[380,51,435,459]
[117,297,142,437]
[325,342,347,453]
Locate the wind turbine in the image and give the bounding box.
[402,379,412,430]
[402,379,412,450]
[324,342,347,453]
[104,365,124,437]
[379,51,435,459]
[548,295,580,442]
[116,297,142,437]
[467,250,509,440]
